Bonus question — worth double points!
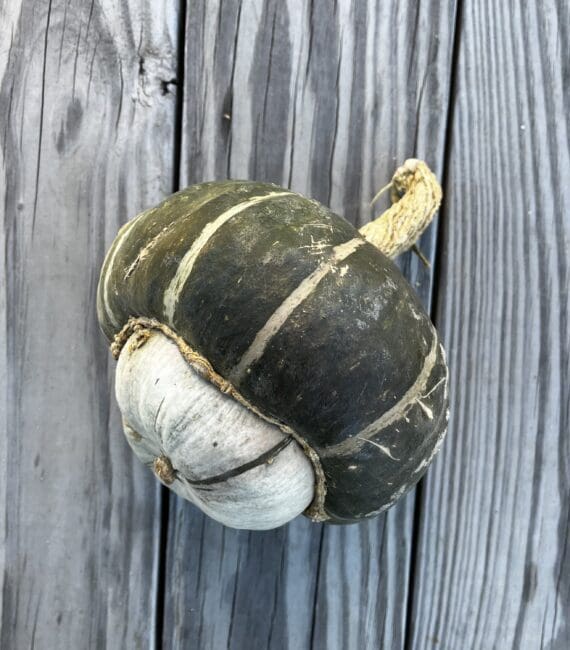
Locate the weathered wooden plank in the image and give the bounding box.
[163,2,457,648]
[0,1,178,647]
[410,1,570,648]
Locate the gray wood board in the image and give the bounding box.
[0,1,178,647]
[410,1,570,648]
[163,1,457,648]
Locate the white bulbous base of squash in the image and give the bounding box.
[114,329,315,530]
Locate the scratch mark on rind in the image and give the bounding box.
[357,436,400,460]
[416,398,434,419]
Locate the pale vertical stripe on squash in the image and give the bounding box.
[163,191,292,323]
[229,236,366,384]
[101,214,146,329]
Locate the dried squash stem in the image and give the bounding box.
[359,159,442,259]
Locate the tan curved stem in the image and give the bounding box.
[359,159,443,259]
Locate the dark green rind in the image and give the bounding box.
[97,180,449,523]
[232,242,447,521]
[235,244,432,446]
[173,194,356,374]
[319,346,448,522]
[97,182,280,340]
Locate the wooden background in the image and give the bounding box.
[1,1,568,648]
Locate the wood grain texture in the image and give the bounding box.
[410,1,570,649]
[0,1,178,647]
[163,1,457,648]
[7,1,568,647]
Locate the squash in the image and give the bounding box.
[97,159,448,529]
